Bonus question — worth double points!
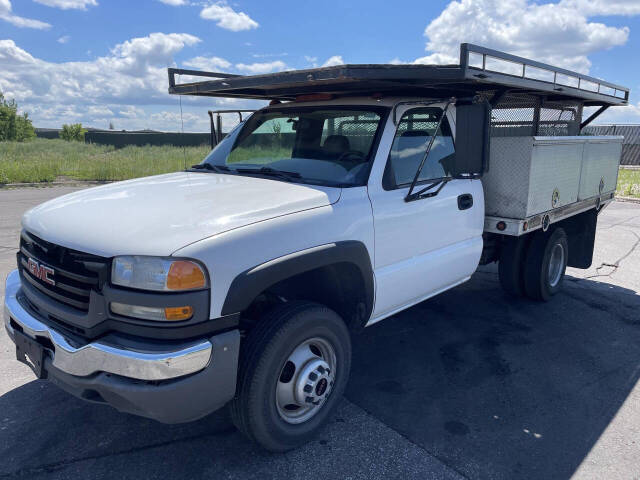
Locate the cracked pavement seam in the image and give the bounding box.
[583,230,640,280]
[0,430,232,479]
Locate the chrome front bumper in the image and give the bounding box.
[3,269,213,381]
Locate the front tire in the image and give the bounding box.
[230,301,351,452]
[523,227,569,301]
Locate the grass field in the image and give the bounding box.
[0,139,209,184]
[616,168,640,198]
[1,139,639,198]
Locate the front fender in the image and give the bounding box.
[221,241,374,320]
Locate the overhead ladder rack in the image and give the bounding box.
[168,43,629,108]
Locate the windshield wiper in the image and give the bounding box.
[235,166,302,182]
[188,163,231,173]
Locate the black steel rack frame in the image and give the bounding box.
[168,43,629,107]
[207,109,256,148]
[168,44,629,134]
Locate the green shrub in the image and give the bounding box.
[60,123,87,142]
[616,169,640,198]
[0,92,36,142]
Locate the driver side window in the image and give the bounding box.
[384,108,455,189]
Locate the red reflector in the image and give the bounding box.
[295,93,333,102]
[523,221,528,232]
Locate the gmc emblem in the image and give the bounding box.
[27,258,55,286]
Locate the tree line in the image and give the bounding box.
[1,91,86,142]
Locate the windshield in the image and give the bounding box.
[199,107,386,187]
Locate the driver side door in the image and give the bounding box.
[367,106,484,323]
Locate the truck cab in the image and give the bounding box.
[4,44,629,451]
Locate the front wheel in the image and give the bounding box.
[230,301,351,451]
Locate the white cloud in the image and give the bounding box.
[0,0,51,29]
[200,2,258,31]
[235,60,287,74]
[592,102,640,124]
[87,105,113,116]
[0,33,267,130]
[156,0,187,5]
[321,55,345,67]
[0,33,201,121]
[57,35,70,44]
[150,110,202,125]
[34,0,98,9]
[108,32,200,77]
[252,52,288,58]
[183,55,231,71]
[560,0,640,16]
[417,0,634,73]
[119,105,144,119]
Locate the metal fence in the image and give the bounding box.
[35,129,210,148]
[582,125,640,166]
[84,132,210,148]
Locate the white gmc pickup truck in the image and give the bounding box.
[3,44,629,451]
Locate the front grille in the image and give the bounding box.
[18,231,108,312]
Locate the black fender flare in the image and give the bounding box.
[221,241,374,319]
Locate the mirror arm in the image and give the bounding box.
[406,178,451,202]
[405,97,456,202]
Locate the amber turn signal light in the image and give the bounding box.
[164,306,194,321]
[167,261,207,291]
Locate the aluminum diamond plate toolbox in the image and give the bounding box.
[579,138,623,200]
[483,136,623,219]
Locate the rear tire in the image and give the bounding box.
[523,227,568,301]
[498,235,532,297]
[230,301,351,452]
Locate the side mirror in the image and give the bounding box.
[453,98,491,177]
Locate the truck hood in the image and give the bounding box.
[22,172,341,257]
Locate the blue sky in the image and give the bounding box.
[2,0,640,131]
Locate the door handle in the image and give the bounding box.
[458,194,473,210]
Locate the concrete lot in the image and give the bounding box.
[1,186,639,480]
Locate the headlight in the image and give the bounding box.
[111,256,208,292]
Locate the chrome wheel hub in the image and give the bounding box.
[295,358,333,406]
[276,337,336,424]
[548,243,565,288]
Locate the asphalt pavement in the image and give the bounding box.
[1,186,639,479]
